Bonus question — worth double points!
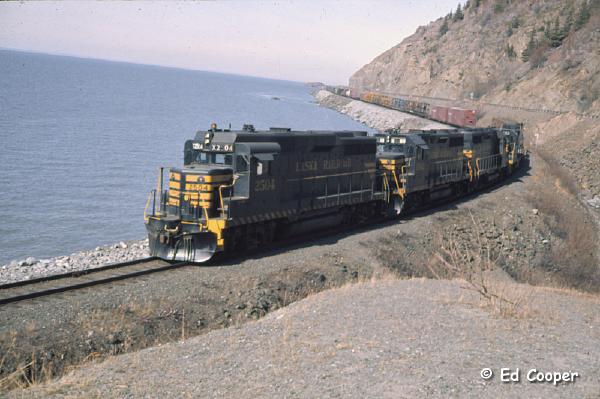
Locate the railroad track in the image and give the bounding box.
[0,257,190,306]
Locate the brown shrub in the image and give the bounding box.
[528,151,600,292]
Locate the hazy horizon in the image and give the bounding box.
[0,1,460,84]
[0,47,308,84]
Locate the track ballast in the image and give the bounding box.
[0,258,189,306]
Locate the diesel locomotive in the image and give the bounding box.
[144,123,524,262]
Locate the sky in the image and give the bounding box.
[0,1,460,84]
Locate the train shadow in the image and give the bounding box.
[201,157,532,267]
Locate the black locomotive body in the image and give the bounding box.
[145,123,524,262]
[376,124,524,213]
[145,125,386,262]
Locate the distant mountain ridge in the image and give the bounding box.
[350,0,600,114]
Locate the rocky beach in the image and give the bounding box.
[0,239,149,284]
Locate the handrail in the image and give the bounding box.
[382,173,391,203]
[143,190,154,222]
[467,160,474,182]
[391,170,403,198]
[217,175,237,219]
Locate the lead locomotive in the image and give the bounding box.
[145,123,523,262]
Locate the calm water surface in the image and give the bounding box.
[0,50,373,264]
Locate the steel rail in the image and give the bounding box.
[0,258,190,306]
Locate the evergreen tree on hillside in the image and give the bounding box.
[439,19,449,36]
[543,19,552,39]
[469,0,481,12]
[548,16,566,47]
[506,44,516,59]
[562,7,574,35]
[575,0,591,30]
[453,3,464,21]
[510,16,521,29]
[521,29,537,62]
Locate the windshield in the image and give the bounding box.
[378,144,405,153]
[195,152,233,165]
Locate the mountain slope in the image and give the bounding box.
[350,0,600,114]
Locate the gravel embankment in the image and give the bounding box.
[0,239,149,284]
[17,278,600,398]
[314,90,450,131]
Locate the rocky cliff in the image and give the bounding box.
[345,0,600,200]
[350,0,600,114]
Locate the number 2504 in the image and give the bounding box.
[255,178,276,192]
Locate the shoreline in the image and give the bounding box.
[313,89,450,131]
[0,238,149,284]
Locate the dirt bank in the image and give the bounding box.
[14,278,600,398]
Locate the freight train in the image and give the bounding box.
[144,123,524,262]
[324,85,477,127]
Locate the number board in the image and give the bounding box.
[209,144,234,152]
[192,143,234,152]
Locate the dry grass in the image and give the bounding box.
[1,261,370,393]
[528,150,600,292]
[430,211,537,318]
[0,296,179,392]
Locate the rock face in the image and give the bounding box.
[344,0,600,202]
[350,0,600,115]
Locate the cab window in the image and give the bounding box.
[236,155,249,172]
[195,152,233,165]
[215,153,233,165]
[195,152,209,163]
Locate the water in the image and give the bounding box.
[0,49,374,264]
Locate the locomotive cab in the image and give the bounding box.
[145,127,237,262]
[375,132,419,214]
[145,125,286,262]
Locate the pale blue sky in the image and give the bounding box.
[0,1,460,83]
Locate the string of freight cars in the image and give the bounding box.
[326,86,477,128]
[325,86,600,121]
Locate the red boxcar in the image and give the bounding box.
[447,108,476,127]
[430,106,449,123]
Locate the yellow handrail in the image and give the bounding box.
[217,176,237,216]
[382,173,391,202]
[467,160,474,182]
[391,170,403,198]
[143,191,153,222]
